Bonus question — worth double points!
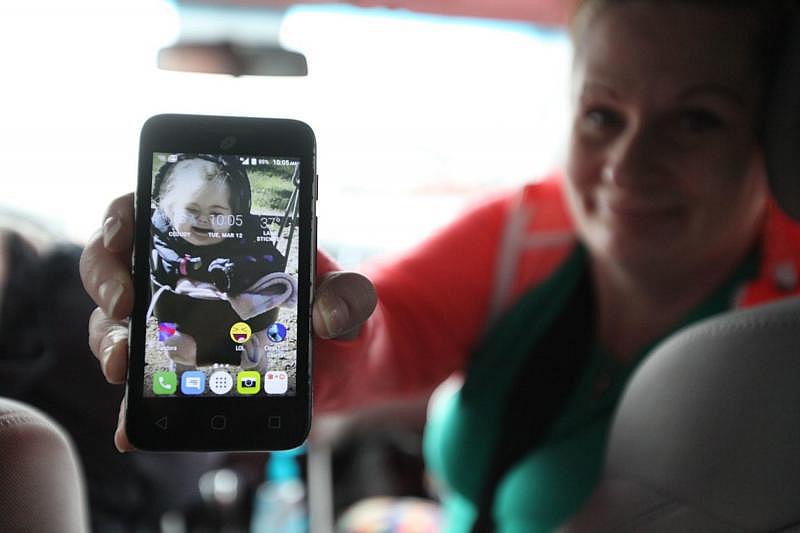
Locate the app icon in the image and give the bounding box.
[237,371,261,395]
[158,322,177,342]
[230,322,252,344]
[267,322,287,343]
[181,371,206,395]
[153,371,177,395]
[209,371,234,395]
[264,371,288,394]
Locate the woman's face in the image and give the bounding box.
[565,3,769,277]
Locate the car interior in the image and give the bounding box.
[1,0,799,532]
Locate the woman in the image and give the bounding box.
[82,1,800,531]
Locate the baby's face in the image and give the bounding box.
[168,176,234,246]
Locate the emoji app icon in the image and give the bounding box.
[209,371,233,395]
[264,371,289,394]
[237,371,261,395]
[230,322,252,344]
[153,371,177,395]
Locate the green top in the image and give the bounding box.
[423,243,758,532]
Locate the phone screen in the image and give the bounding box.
[145,152,301,399]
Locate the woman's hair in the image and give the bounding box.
[568,0,799,134]
[153,154,252,215]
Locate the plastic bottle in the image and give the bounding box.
[251,445,308,533]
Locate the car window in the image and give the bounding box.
[0,1,571,268]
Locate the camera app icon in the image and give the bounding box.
[209,371,233,395]
[236,371,261,395]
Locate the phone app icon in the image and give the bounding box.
[153,371,177,395]
[158,322,177,342]
[267,323,287,343]
[264,371,288,394]
[209,371,233,395]
[181,371,206,395]
[230,322,252,344]
[237,371,261,395]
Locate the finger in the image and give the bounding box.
[114,397,135,452]
[80,193,135,319]
[313,272,377,339]
[102,192,134,254]
[88,307,129,384]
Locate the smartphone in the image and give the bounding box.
[128,114,316,451]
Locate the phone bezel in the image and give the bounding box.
[128,114,315,451]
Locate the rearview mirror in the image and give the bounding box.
[158,41,308,77]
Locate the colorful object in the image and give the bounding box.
[153,371,177,395]
[181,371,206,395]
[237,371,261,395]
[230,322,252,344]
[267,322,287,342]
[158,322,177,342]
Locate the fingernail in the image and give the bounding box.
[102,333,128,382]
[114,430,129,453]
[317,292,348,337]
[103,216,122,250]
[99,279,124,316]
[101,344,117,380]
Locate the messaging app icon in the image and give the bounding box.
[153,371,177,395]
[237,371,260,395]
[181,371,205,395]
[230,322,252,344]
[209,371,233,395]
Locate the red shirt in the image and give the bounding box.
[314,174,800,412]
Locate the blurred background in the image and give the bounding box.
[0,0,570,267]
[0,1,572,531]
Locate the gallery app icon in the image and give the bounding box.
[264,371,288,394]
[230,322,252,344]
[237,371,261,395]
[181,371,205,395]
[267,323,287,343]
[158,322,177,342]
[153,371,177,395]
[209,371,233,395]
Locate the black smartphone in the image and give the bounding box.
[128,114,316,451]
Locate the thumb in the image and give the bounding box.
[313,272,377,339]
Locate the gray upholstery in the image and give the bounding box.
[0,397,88,533]
[563,297,800,532]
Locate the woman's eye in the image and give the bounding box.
[581,108,624,132]
[679,110,722,133]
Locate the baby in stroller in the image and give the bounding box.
[149,154,297,369]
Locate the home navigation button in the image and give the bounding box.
[210,415,227,430]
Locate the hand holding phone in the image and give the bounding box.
[81,115,378,452]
